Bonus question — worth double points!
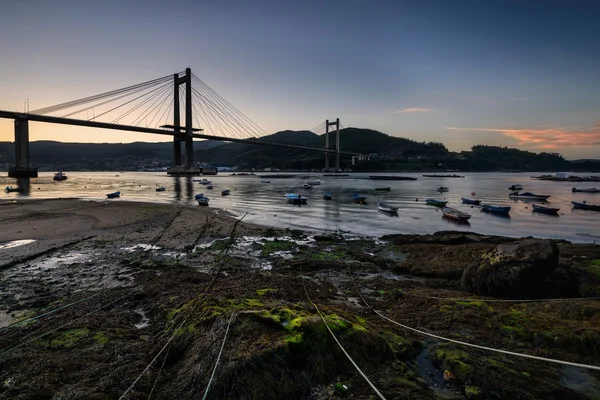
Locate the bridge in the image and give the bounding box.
[0,68,358,177]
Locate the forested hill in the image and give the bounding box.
[194,128,449,170]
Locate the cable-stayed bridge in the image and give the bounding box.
[0,68,359,177]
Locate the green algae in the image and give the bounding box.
[261,240,295,256]
[37,328,91,348]
[432,345,471,380]
[587,260,600,277]
[465,386,480,397]
[93,331,109,345]
[256,288,278,296]
[455,300,493,312]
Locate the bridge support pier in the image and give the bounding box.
[324,118,340,171]
[8,118,38,178]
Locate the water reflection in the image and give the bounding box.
[173,177,181,202]
[17,177,30,196]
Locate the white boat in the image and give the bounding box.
[305,179,322,185]
[377,202,398,213]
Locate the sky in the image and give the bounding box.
[1,0,599,159]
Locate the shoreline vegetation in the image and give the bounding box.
[0,199,599,399]
[2,128,600,172]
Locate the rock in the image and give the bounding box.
[461,239,559,298]
[443,370,456,380]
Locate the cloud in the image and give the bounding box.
[395,107,433,114]
[444,124,600,149]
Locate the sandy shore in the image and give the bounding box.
[0,199,599,400]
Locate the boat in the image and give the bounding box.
[442,207,471,221]
[195,194,210,206]
[260,180,271,183]
[323,173,349,177]
[571,201,600,211]
[106,191,121,199]
[508,184,523,191]
[258,174,296,179]
[437,186,449,192]
[572,187,600,193]
[532,204,559,214]
[377,202,398,213]
[461,198,481,205]
[374,187,391,191]
[480,204,511,215]
[353,193,367,203]
[199,179,212,185]
[284,193,307,204]
[422,174,464,178]
[221,189,231,196]
[369,175,417,181]
[323,192,332,200]
[425,199,448,207]
[302,183,313,189]
[53,172,68,181]
[229,172,255,176]
[509,191,551,201]
[305,179,322,185]
[207,185,213,189]
[155,187,166,192]
[4,186,22,193]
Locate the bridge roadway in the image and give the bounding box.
[0,110,361,156]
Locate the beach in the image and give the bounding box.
[0,199,599,399]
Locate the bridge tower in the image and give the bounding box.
[8,118,38,178]
[324,118,340,171]
[167,68,200,176]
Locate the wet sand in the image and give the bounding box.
[0,199,599,400]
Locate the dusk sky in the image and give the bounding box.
[1,0,599,159]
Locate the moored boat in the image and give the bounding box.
[106,191,121,199]
[532,204,559,214]
[508,184,523,191]
[509,191,551,201]
[195,193,210,206]
[480,204,511,215]
[572,187,600,193]
[285,193,307,204]
[368,175,417,181]
[442,207,471,221]
[155,187,166,192]
[53,172,68,181]
[425,199,448,207]
[374,187,391,191]
[4,186,22,193]
[571,201,600,211]
[437,186,449,192]
[377,202,398,213]
[323,192,332,200]
[302,183,313,189]
[353,193,367,203]
[461,198,481,205]
[305,179,322,185]
[423,174,464,178]
[207,185,213,189]
[221,189,231,196]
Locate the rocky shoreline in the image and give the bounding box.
[0,199,599,399]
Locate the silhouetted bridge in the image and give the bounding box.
[0,68,360,177]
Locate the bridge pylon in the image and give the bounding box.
[324,118,340,171]
[8,118,38,178]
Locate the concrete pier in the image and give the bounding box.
[8,118,38,178]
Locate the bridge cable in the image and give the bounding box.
[346,269,600,372]
[132,86,173,127]
[192,84,246,139]
[110,83,172,125]
[90,81,170,122]
[192,85,242,139]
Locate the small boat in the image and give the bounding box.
[377,202,398,213]
[323,173,349,177]
[571,201,600,211]
[437,186,449,192]
[195,194,210,206]
[353,193,367,203]
[509,191,551,201]
[197,179,212,185]
[221,189,231,196]
[461,198,481,205]
[155,187,166,192]
[207,185,213,189]
[425,199,448,207]
[442,207,471,221]
[285,193,307,204]
[305,179,322,185]
[422,174,464,178]
[53,172,68,181]
[532,204,559,214]
[374,187,391,191]
[369,175,417,181]
[4,186,22,193]
[480,204,511,215]
[572,187,600,193]
[323,192,332,200]
[302,184,313,189]
[106,191,121,199]
[508,184,523,191]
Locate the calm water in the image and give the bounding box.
[2,172,599,243]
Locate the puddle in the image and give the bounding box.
[0,239,36,250]
[134,308,149,329]
[559,366,600,399]
[414,346,461,396]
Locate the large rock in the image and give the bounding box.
[461,239,559,298]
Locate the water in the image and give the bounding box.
[2,171,599,243]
